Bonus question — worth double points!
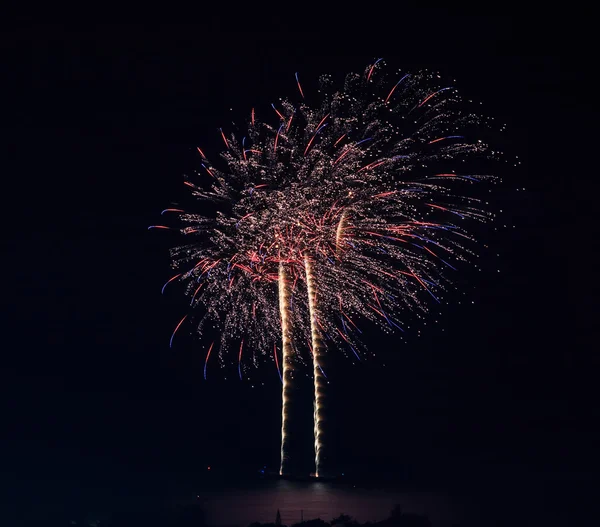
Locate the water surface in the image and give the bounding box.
[193,479,463,527]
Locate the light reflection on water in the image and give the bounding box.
[195,480,461,527]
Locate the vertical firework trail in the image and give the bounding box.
[304,254,326,477]
[278,262,293,475]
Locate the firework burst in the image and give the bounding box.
[151,60,497,476]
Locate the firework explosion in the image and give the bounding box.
[151,60,496,476]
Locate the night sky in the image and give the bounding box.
[1,15,593,521]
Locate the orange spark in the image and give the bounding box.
[272,104,285,121]
[385,84,398,103]
[315,113,330,130]
[295,72,305,98]
[333,148,351,165]
[367,63,376,82]
[358,160,386,172]
[427,203,448,211]
[373,190,397,198]
[333,133,347,147]
[192,283,203,301]
[274,126,281,152]
[220,129,229,149]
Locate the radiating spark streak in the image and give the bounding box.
[233,263,254,274]
[295,72,304,98]
[161,208,185,215]
[332,138,371,164]
[306,340,328,379]
[426,203,465,218]
[334,133,347,146]
[148,225,170,230]
[367,58,383,82]
[358,160,386,172]
[193,258,209,270]
[368,303,386,318]
[274,124,283,152]
[286,112,294,132]
[271,104,285,121]
[236,213,253,227]
[162,273,182,294]
[279,263,293,476]
[336,326,352,344]
[372,288,383,309]
[333,148,352,165]
[305,254,326,477]
[204,341,214,380]
[389,319,405,332]
[169,314,188,348]
[373,190,398,198]
[362,279,384,293]
[418,87,452,107]
[251,108,255,125]
[304,123,328,156]
[364,231,407,243]
[385,74,409,103]
[201,163,215,177]
[342,312,362,333]
[440,259,457,270]
[379,306,395,329]
[349,346,361,360]
[238,339,244,380]
[191,283,203,303]
[219,128,229,149]
[428,135,464,144]
[423,246,440,259]
[340,316,348,333]
[315,113,330,131]
[427,203,449,211]
[408,269,440,303]
[196,147,207,158]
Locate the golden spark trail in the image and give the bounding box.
[278,262,293,476]
[305,254,326,477]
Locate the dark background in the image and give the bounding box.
[1,13,593,524]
